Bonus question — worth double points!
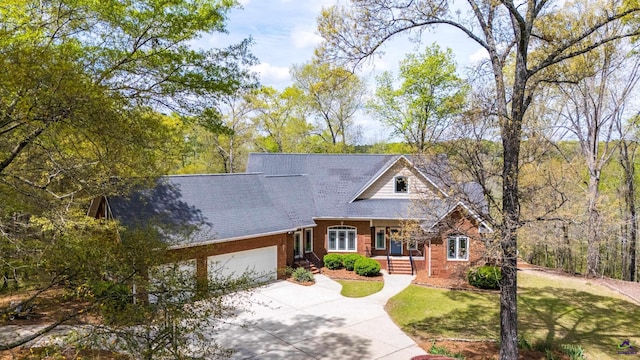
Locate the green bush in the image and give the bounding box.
[467,265,501,290]
[292,267,314,283]
[323,254,344,269]
[342,254,363,271]
[354,257,381,277]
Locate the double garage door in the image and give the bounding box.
[207,246,278,282]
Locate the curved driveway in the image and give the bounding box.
[216,272,427,359]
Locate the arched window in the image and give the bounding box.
[327,226,357,252]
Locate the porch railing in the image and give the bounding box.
[305,251,323,269]
[409,250,415,276]
[386,251,391,274]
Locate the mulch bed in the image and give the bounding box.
[320,268,384,282]
[412,271,476,290]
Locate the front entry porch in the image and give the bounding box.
[372,255,426,275]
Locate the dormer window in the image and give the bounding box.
[394,176,408,193]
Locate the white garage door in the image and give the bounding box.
[208,246,277,282]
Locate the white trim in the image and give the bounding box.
[314,216,424,221]
[394,175,409,194]
[166,225,315,250]
[374,227,386,250]
[294,231,303,259]
[447,235,469,261]
[422,201,493,233]
[349,155,450,203]
[304,228,313,253]
[327,226,357,252]
[407,156,450,198]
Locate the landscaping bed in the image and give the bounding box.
[321,268,383,281]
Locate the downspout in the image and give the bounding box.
[428,239,432,277]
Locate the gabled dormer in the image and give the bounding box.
[350,155,447,202]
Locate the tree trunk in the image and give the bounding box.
[586,175,601,277]
[620,139,637,281]
[500,133,519,360]
[562,222,573,273]
[499,93,523,360]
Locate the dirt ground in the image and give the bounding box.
[516,260,640,305]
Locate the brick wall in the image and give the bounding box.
[167,233,289,281]
[427,210,486,279]
[313,220,372,257]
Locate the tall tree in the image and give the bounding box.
[0,0,256,192]
[0,0,257,349]
[317,1,640,357]
[248,86,314,153]
[367,44,468,152]
[617,116,640,282]
[553,40,640,277]
[291,60,366,149]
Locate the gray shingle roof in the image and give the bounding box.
[247,153,457,220]
[108,173,314,247]
[110,153,488,246]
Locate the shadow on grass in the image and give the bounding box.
[518,286,640,355]
[403,289,500,340]
[397,284,640,356]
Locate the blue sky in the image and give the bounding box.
[199,0,486,143]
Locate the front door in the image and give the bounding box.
[390,240,402,255]
[294,232,303,259]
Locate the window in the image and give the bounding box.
[447,235,469,261]
[394,176,408,193]
[375,227,386,250]
[407,240,418,251]
[304,229,313,253]
[328,226,357,252]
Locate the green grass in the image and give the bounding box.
[386,271,640,359]
[337,280,384,298]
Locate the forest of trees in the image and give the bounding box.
[2,0,640,358]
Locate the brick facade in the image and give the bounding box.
[168,233,290,282]
[313,214,486,279]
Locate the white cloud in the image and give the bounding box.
[290,26,323,49]
[251,62,291,87]
[469,48,489,63]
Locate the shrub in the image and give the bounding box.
[354,257,381,277]
[292,267,314,283]
[342,254,363,271]
[323,254,344,269]
[561,344,585,360]
[429,342,466,359]
[281,266,295,277]
[467,265,501,290]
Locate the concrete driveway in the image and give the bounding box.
[215,272,427,360]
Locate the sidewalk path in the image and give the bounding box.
[215,271,426,359]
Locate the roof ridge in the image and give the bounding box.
[163,172,264,178]
[249,153,402,156]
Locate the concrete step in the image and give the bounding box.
[294,260,321,274]
[388,260,414,274]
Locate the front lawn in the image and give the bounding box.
[337,280,384,298]
[387,271,640,359]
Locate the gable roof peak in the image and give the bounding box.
[349,154,448,202]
